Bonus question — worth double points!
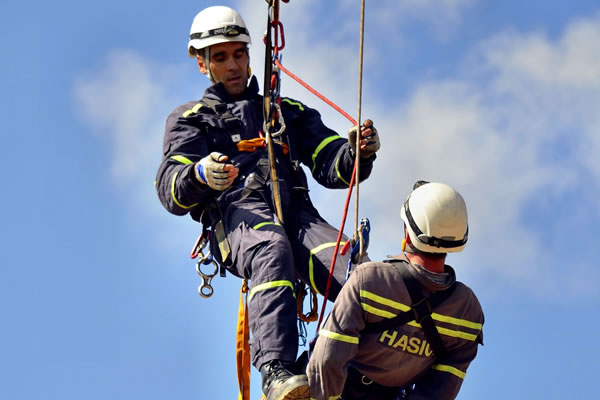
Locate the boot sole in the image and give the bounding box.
[278,383,310,400]
[264,376,310,400]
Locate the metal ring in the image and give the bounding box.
[198,284,214,298]
[196,259,218,278]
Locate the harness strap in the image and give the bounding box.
[342,366,405,400]
[361,260,456,361]
[202,201,230,275]
[402,268,450,361]
[200,97,242,136]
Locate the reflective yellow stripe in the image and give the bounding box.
[360,290,480,341]
[282,98,304,111]
[404,321,478,341]
[253,222,282,230]
[360,290,410,312]
[182,103,203,117]
[311,135,344,172]
[171,172,198,209]
[361,303,397,319]
[249,280,295,301]
[432,312,483,330]
[436,326,478,341]
[432,364,466,379]
[309,242,345,295]
[335,157,350,186]
[170,155,194,165]
[319,329,359,344]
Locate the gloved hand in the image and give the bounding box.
[194,152,239,191]
[348,119,380,158]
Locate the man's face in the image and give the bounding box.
[197,41,249,98]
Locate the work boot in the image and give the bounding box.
[260,360,310,400]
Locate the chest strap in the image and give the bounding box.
[200,97,242,139]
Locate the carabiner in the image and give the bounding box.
[264,102,286,138]
[190,231,210,259]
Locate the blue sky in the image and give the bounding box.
[3,0,600,398]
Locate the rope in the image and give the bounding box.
[316,162,357,332]
[274,59,359,332]
[264,0,285,224]
[354,0,366,250]
[267,1,368,334]
[274,60,357,126]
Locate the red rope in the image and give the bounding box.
[316,162,357,332]
[274,59,359,332]
[274,59,357,126]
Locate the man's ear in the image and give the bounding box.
[197,56,208,74]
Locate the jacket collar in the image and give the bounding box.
[204,75,260,102]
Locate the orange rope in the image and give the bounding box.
[236,280,250,400]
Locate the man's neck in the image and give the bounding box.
[405,252,445,273]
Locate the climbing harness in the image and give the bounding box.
[362,258,457,361]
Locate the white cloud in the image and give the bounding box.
[74,50,170,180]
[73,49,203,247]
[360,13,600,296]
[364,0,476,39]
[75,7,600,300]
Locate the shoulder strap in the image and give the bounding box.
[200,97,242,137]
[402,268,451,360]
[362,260,456,360]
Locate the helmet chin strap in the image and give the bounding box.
[404,244,418,254]
[204,48,215,83]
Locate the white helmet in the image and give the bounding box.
[400,182,468,254]
[188,6,251,57]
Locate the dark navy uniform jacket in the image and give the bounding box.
[155,76,375,222]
